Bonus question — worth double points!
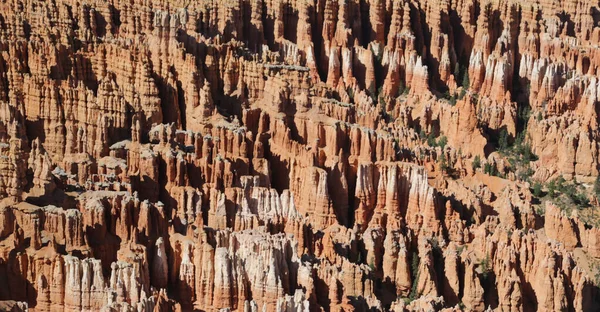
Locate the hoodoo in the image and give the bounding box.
[0,0,600,311]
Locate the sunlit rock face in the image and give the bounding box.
[1,0,600,311]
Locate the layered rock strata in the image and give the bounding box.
[0,0,600,311]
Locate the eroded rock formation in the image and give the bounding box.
[1,0,600,311]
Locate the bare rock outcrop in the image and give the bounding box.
[1,0,600,311]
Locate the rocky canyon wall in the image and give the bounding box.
[1,0,600,311]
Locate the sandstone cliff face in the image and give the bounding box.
[1,0,600,311]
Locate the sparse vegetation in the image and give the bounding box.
[517,104,531,130]
[378,93,390,121]
[449,96,457,106]
[516,166,534,182]
[439,153,449,173]
[592,262,600,287]
[442,90,457,106]
[479,254,492,281]
[594,176,600,199]
[484,163,498,176]
[541,176,592,214]
[427,134,448,149]
[498,128,509,151]
[347,86,354,102]
[462,72,470,89]
[458,88,467,100]
[428,237,442,251]
[496,103,535,181]
[454,63,470,89]
[398,81,408,95]
[532,181,543,197]
[409,252,421,301]
[454,63,461,82]
[437,136,448,149]
[472,155,481,170]
[535,205,545,216]
[494,127,538,182]
[427,132,437,147]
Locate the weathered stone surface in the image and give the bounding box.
[1,0,600,311]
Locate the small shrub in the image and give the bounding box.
[547,179,557,198]
[484,163,498,176]
[472,155,481,170]
[480,254,492,280]
[517,105,531,126]
[411,252,419,277]
[514,130,526,147]
[409,252,421,300]
[449,96,457,106]
[454,63,461,80]
[462,71,470,89]
[443,90,451,100]
[536,206,545,216]
[398,81,406,95]
[594,176,600,198]
[498,129,509,151]
[592,262,600,287]
[369,261,375,271]
[347,87,354,101]
[437,136,448,149]
[517,166,535,182]
[427,132,438,147]
[439,153,449,173]
[532,182,543,197]
[546,176,592,210]
[573,191,590,208]
[555,176,567,193]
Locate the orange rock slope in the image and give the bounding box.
[1,0,600,311]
